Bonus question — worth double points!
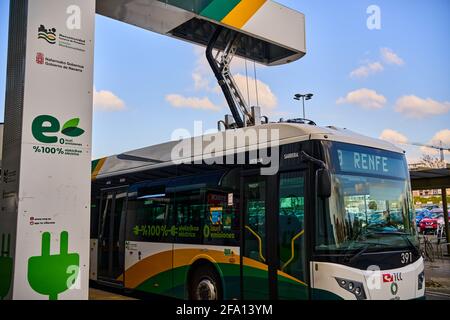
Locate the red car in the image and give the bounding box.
[419,211,450,234]
[419,217,439,234]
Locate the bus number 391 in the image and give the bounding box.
[401,252,412,264]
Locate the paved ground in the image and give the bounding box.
[426,291,450,300]
[424,253,450,300]
[89,288,136,300]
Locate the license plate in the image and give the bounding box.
[426,226,433,229]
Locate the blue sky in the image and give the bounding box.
[0,0,449,162]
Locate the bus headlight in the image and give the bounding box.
[335,278,367,300]
[418,271,425,290]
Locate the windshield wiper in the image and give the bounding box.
[344,242,390,263]
[373,231,420,255]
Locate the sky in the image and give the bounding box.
[0,0,449,162]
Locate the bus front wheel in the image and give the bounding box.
[189,265,222,300]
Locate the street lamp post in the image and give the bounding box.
[294,93,314,119]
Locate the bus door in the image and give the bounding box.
[97,187,128,284]
[277,171,309,299]
[241,173,271,299]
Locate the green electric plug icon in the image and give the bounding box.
[28,231,80,300]
[0,234,13,300]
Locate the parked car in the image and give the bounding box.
[419,211,450,234]
[423,204,440,211]
[419,215,439,234]
[415,209,431,226]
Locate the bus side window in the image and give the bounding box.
[278,172,306,281]
[244,178,266,263]
[126,191,173,243]
[174,189,204,244]
[203,191,240,246]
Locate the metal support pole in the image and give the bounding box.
[442,188,450,255]
[302,97,306,119]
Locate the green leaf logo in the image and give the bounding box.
[61,118,85,137]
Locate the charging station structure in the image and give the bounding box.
[0,0,306,299]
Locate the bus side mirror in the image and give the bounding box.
[318,169,331,198]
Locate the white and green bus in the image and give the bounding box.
[89,122,425,300]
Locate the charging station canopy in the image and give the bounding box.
[96,0,306,66]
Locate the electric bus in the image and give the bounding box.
[89,122,425,300]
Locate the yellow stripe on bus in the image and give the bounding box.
[91,157,106,181]
[122,248,238,289]
[118,248,305,289]
[221,0,267,29]
[122,250,173,288]
[277,270,308,287]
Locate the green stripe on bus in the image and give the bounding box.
[135,263,238,299]
[277,275,308,300]
[135,268,174,296]
[200,0,242,22]
[157,0,214,14]
[91,159,100,173]
[133,262,309,300]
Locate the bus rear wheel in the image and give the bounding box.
[189,265,222,300]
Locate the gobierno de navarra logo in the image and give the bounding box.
[32,115,85,144]
[38,25,56,44]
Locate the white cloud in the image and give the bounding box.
[162,46,282,119]
[429,129,450,146]
[381,48,405,66]
[395,95,450,118]
[233,73,278,113]
[165,94,221,112]
[191,47,213,92]
[192,46,249,92]
[379,129,408,144]
[403,146,426,164]
[349,48,404,80]
[337,88,387,109]
[189,46,279,116]
[93,87,125,111]
[350,62,384,79]
[420,129,450,155]
[192,72,210,91]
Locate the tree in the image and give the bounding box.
[420,154,446,169]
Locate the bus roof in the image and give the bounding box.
[96,0,306,66]
[92,123,404,180]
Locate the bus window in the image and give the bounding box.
[203,191,240,246]
[244,178,266,263]
[242,176,268,300]
[174,189,204,244]
[126,191,173,243]
[278,171,308,299]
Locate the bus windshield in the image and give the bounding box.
[315,142,418,252]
